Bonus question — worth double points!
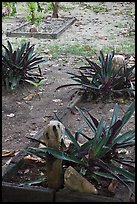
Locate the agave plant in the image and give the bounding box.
[56,50,135,101]
[27,100,135,194]
[2,40,45,90]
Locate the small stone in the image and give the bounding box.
[29,25,38,32]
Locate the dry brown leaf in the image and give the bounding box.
[2,150,15,157]
[108,179,119,193]
[24,155,45,163]
[23,93,38,101]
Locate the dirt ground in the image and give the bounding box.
[2,2,135,166]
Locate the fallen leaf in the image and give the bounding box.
[24,155,45,163]
[2,150,15,157]
[23,93,38,101]
[108,180,119,193]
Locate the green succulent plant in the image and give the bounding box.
[56,50,135,101]
[27,100,135,195]
[2,41,45,90]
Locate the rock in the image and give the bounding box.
[29,25,38,32]
[64,166,98,194]
[112,55,125,70]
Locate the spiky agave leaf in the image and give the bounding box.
[27,146,84,165]
[93,159,135,195]
[2,40,45,90]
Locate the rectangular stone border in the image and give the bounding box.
[2,181,55,202]
[55,188,122,202]
[6,17,76,39]
[2,147,122,202]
